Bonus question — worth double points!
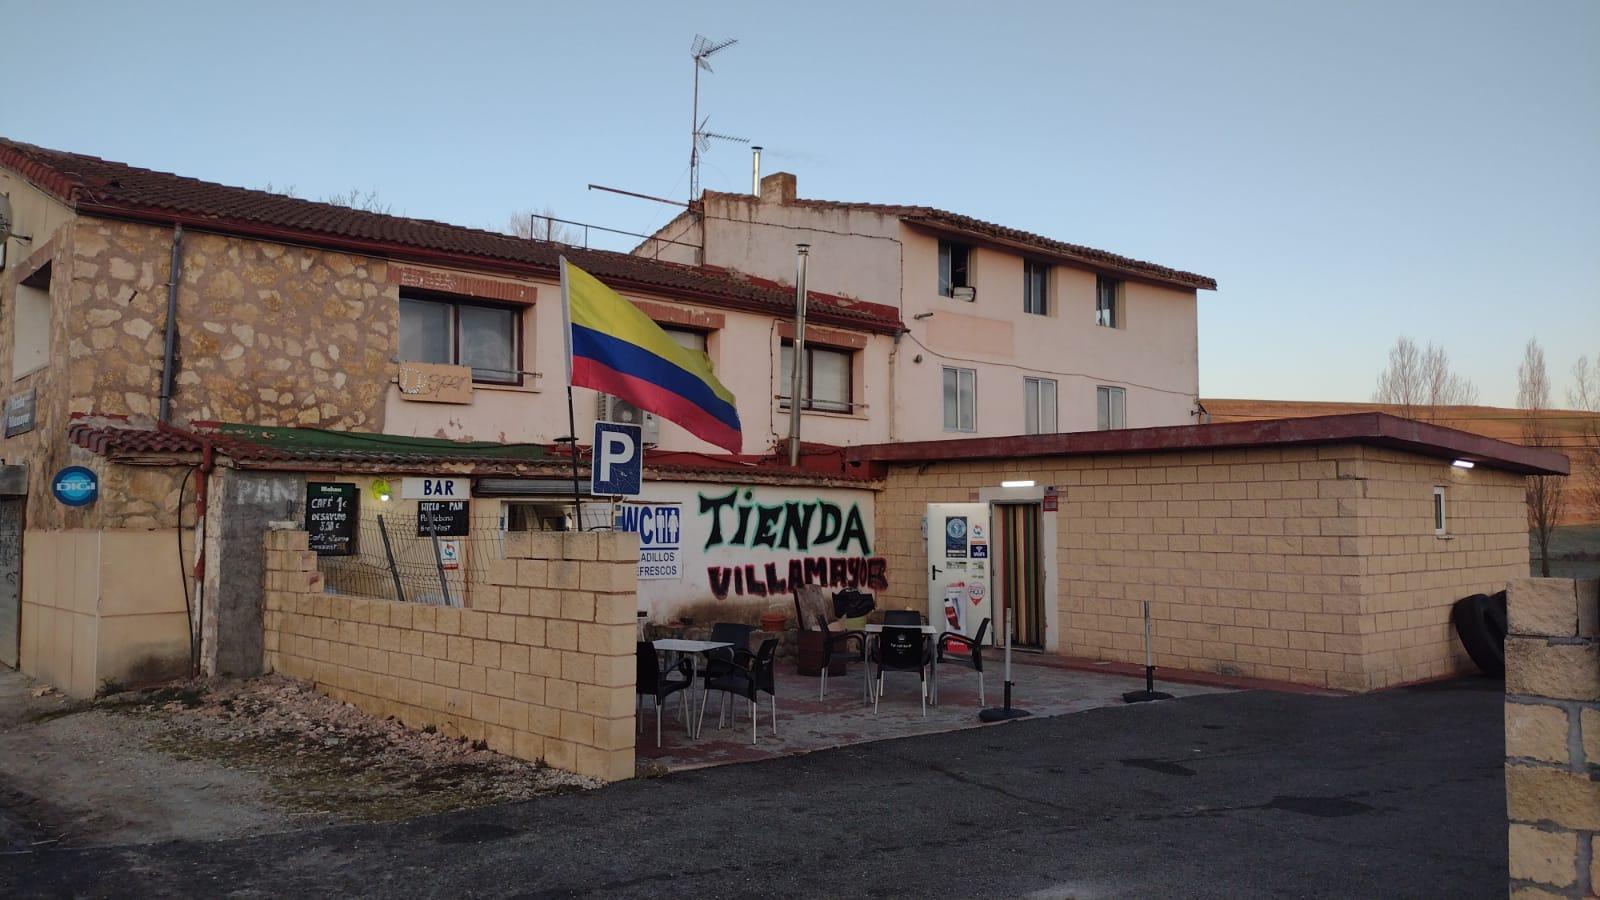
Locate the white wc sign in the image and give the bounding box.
[401,477,465,500]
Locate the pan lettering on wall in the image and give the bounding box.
[305,482,358,556]
[417,500,470,537]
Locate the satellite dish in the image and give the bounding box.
[0,194,12,244]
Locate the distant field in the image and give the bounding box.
[1534,524,1600,578]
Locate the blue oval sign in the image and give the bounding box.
[52,466,98,507]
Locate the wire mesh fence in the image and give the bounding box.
[314,512,507,607]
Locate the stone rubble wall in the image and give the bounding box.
[262,528,639,782]
[1504,577,1600,897]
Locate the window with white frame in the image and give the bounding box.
[1095,274,1120,328]
[663,326,709,358]
[1433,486,1448,536]
[1024,376,1057,434]
[1096,385,1126,430]
[938,240,972,298]
[779,341,853,413]
[399,294,522,384]
[943,366,976,432]
[1023,261,1049,315]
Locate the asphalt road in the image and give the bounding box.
[0,677,1507,898]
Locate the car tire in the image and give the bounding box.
[1452,593,1505,677]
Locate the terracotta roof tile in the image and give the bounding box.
[0,138,901,333]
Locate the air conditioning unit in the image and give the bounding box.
[598,394,659,444]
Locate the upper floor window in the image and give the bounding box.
[1096,385,1126,430]
[1024,376,1057,434]
[1095,275,1121,328]
[943,366,976,432]
[663,326,709,358]
[399,294,521,384]
[13,261,51,380]
[938,240,972,298]
[779,341,852,413]
[1023,261,1049,316]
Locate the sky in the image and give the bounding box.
[3,0,1596,407]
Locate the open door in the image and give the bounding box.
[994,502,1045,649]
[925,503,994,644]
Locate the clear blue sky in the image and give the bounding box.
[5,0,1596,406]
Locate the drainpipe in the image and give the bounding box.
[888,329,901,442]
[158,224,184,424]
[160,420,213,676]
[787,244,810,466]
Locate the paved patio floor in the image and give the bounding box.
[635,655,1223,770]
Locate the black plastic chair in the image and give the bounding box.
[701,622,755,689]
[636,642,693,747]
[697,638,779,744]
[795,588,868,702]
[870,625,932,716]
[936,618,990,706]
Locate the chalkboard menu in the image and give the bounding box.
[305,482,358,555]
[417,500,469,537]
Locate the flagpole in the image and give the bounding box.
[559,257,583,530]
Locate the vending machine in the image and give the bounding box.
[925,502,994,645]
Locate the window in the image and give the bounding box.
[1095,275,1120,328]
[12,262,51,380]
[1024,377,1057,435]
[1023,261,1049,315]
[663,327,708,356]
[1096,385,1126,430]
[938,240,971,298]
[943,366,976,432]
[399,294,521,384]
[779,342,852,413]
[1433,487,1447,536]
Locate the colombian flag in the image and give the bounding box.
[561,258,742,453]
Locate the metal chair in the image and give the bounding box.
[636,642,693,747]
[936,618,990,706]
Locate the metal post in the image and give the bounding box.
[565,386,583,530]
[158,224,184,423]
[1122,600,1173,703]
[787,244,810,466]
[377,514,406,604]
[425,508,452,607]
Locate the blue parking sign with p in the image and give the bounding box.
[591,421,642,497]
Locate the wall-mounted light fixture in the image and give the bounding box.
[1001,480,1035,488]
[1451,459,1475,469]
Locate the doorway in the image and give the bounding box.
[993,502,1045,650]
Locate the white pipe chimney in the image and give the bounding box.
[751,146,763,197]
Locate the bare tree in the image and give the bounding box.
[1519,338,1565,575]
[1373,336,1479,422]
[507,207,578,244]
[1569,354,1600,522]
[322,188,392,214]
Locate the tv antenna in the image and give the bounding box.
[688,34,747,203]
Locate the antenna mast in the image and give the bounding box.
[689,34,746,204]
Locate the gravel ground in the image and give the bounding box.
[0,669,596,849]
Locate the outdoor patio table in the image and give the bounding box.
[863,624,939,707]
[651,639,733,738]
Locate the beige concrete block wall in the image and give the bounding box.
[262,528,639,782]
[1504,578,1599,898]
[875,444,1530,691]
[20,528,192,697]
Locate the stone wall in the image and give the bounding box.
[67,219,397,433]
[262,528,638,782]
[1504,577,1600,897]
[875,444,1528,691]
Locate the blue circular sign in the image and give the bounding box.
[52,466,98,507]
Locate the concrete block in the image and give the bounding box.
[1510,578,1600,638]
[486,559,518,587]
[1508,823,1577,888]
[594,594,636,626]
[514,673,546,705]
[562,532,598,561]
[1506,637,1600,702]
[530,589,561,618]
[500,587,531,616]
[577,682,634,719]
[546,678,578,711]
[513,731,546,764]
[1506,765,1600,830]
[514,617,546,647]
[524,532,562,561]
[544,738,577,772]
[548,620,579,651]
[560,651,595,684]
[548,560,580,591]
[1506,702,1572,764]
[559,710,595,746]
[529,704,560,738]
[501,532,532,561]
[485,666,514,699]
[459,663,486,694]
[560,592,596,623]
[471,588,501,613]
[528,647,563,678]
[1583,708,1599,766]
[596,531,639,562]
[592,714,635,752]
[516,559,548,588]
[460,610,489,640]
[575,745,633,782]
[591,653,634,688]
[578,622,631,657]
[501,643,530,674]
[433,607,461,636]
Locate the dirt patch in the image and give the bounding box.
[122,676,599,822]
[0,669,597,848]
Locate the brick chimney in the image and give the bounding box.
[759,172,797,204]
